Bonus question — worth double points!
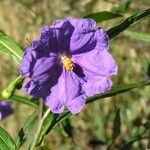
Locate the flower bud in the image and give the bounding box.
[2,76,24,99]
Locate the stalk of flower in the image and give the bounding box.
[0,100,13,121]
[20,18,118,114]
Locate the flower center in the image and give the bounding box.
[60,56,74,71]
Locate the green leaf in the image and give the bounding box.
[107,8,150,39]
[83,11,122,23]
[87,80,150,104]
[0,32,23,64]
[112,108,121,140]
[15,109,38,149]
[55,111,71,125]
[123,29,150,42]
[36,111,71,146]
[0,127,16,150]
[61,119,73,138]
[11,95,38,108]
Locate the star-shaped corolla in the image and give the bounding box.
[20,18,117,114]
[0,100,13,121]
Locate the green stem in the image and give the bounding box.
[30,107,50,150]
[11,95,38,108]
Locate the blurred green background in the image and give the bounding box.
[0,0,150,149]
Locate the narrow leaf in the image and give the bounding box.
[15,109,38,149]
[123,29,150,42]
[0,127,16,150]
[61,119,73,138]
[55,111,71,125]
[107,8,150,39]
[87,80,150,104]
[0,32,23,64]
[37,112,71,145]
[83,11,122,23]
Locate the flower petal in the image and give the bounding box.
[83,77,113,97]
[51,19,75,53]
[70,27,109,55]
[67,95,86,114]
[20,46,58,79]
[45,68,86,114]
[52,18,96,32]
[52,18,105,55]
[32,25,59,54]
[72,49,117,78]
[51,18,109,56]
[23,64,62,97]
[0,101,13,121]
[45,94,65,114]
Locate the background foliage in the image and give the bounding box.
[0,0,150,149]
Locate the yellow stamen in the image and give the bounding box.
[60,56,74,71]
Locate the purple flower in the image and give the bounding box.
[0,100,13,121]
[20,18,117,114]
